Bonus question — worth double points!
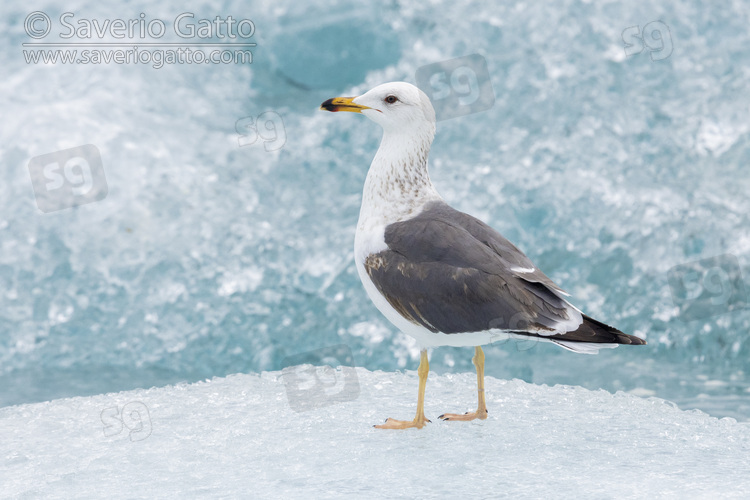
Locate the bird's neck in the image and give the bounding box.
[358,128,441,228]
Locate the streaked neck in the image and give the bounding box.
[358,127,441,228]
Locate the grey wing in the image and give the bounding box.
[437,204,570,296]
[364,202,581,335]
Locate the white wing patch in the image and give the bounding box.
[511,266,535,273]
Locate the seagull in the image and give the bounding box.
[320,82,646,430]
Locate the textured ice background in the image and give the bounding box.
[1,0,750,426]
[2,369,750,499]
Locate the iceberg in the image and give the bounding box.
[2,368,749,498]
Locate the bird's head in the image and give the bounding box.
[320,82,436,134]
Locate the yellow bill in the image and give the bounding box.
[319,96,371,113]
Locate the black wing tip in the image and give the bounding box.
[529,314,646,345]
[623,335,647,346]
[614,334,647,346]
[580,314,647,345]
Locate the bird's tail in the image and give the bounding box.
[545,314,646,354]
[561,314,646,344]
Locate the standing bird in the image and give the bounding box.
[320,82,645,430]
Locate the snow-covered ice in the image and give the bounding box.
[2,368,749,499]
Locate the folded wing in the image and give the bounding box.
[364,201,645,347]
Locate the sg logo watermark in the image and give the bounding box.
[281,344,360,412]
[667,254,747,321]
[622,21,673,61]
[415,54,495,121]
[27,144,108,213]
[488,313,540,352]
[100,401,152,442]
[236,111,286,151]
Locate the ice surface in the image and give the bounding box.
[2,369,749,499]
[1,0,750,423]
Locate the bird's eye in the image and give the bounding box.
[384,95,398,104]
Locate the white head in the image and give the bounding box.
[320,82,436,135]
[321,82,443,221]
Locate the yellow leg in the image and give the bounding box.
[438,346,489,421]
[375,349,431,429]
